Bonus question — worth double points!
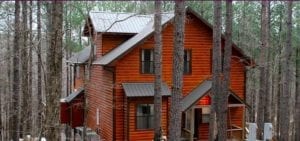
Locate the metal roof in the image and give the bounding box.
[122,82,171,97]
[181,80,212,111]
[89,12,153,33]
[67,46,91,64]
[181,80,250,111]
[88,7,251,66]
[93,13,174,65]
[62,88,84,103]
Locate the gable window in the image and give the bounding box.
[184,50,191,74]
[141,49,154,74]
[136,104,154,129]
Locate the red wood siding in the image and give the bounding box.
[113,13,246,140]
[198,123,209,140]
[228,107,244,128]
[83,12,247,140]
[93,34,132,58]
[114,85,125,140]
[102,34,132,55]
[86,66,114,141]
[128,97,169,141]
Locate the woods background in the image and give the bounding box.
[0,1,299,141]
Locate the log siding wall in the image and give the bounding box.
[83,13,247,141]
[86,66,114,141]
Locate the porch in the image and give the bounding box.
[180,80,248,141]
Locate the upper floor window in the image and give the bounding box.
[140,49,191,74]
[184,50,191,74]
[136,104,154,129]
[141,49,154,74]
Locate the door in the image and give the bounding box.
[194,108,202,138]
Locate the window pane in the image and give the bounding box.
[141,49,154,74]
[184,50,191,74]
[136,104,154,129]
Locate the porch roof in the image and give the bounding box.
[67,46,91,64]
[122,82,171,97]
[62,88,84,103]
[181,80,212,111]
[181,80,249,111]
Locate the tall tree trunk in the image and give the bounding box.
[219,0,232,140]
[211,0,222,140]
[44,1,63,140]
[264,1,272,124]
[295,44,300,141]
[5,11,11,141]
[28,0,33,136]
[12,0,21,140]
[21,1,29,138]
[272,4,284,138]
[153,1,163,141]
[168,1,185,140]
[35,0,42,138]
[257,1,269,139]
[64,3,72,141]
[279,1,293,141]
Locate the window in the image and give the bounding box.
[141,49,154,74]
[136,104,154,129]
[184,50,191,74]
[75,65,80,78]
[202,107,210,123]
[185,109,192,130]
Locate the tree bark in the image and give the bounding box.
[264,1,271,124]
[211,1,222,140]
[35,0,43,138]
[28,0,33,136]
[295,44,300,141]
[4,10,12,141]
[219,0,232,140]
[153,1,163,141]
[257,1,269,139]
[272,4,284,139]
[21,1,29,138]
[12,0,21,140]
[168,1,185,140]
[44,1,63,140]
[279,1,293,141]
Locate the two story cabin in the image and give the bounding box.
[61,7,252,141]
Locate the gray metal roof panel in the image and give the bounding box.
[67,46,91,64]
[89,12,153,33]
[181,80,212,111]
[93,13,174,65]
[122,82,171,97]
[64,88,84,103]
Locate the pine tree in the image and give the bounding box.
[279,1,293,141]
[168,1,185,140]
[211,0,222,140]
[12,0,21,140]
[44,1,63,140]
[257,1,269,139]
[153,1,163,141]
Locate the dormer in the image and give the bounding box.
[82,12,154,59]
